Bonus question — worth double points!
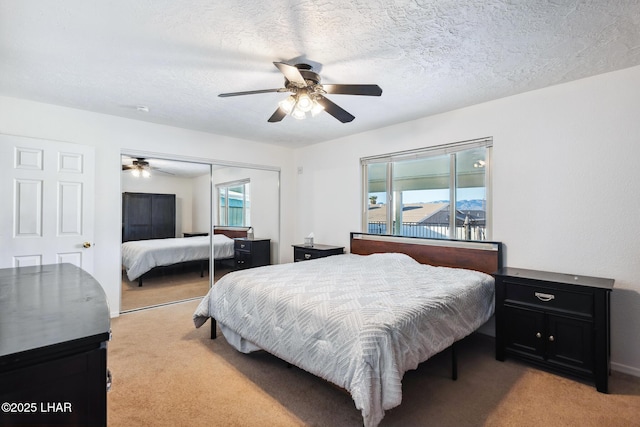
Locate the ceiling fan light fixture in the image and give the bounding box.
[291,108,307,120]
[129,161,151,178]
[311,101,324,117]
[296,93,314,112]
[279,92,323,120]
[278,95,296,114]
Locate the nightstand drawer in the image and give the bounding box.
[292,244,344,262]
[235,239,253,252]
[504,280,593,316]
[294,248,316,261]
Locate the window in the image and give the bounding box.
[217,179,250,226]
[362,138,492,241]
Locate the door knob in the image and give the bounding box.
[83,242,92,248]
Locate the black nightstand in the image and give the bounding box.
[235,238,270,269]
[494,267,614,393]
[292,244,345,262]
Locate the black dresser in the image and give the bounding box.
[122,192,176,242]
[0,263,111,426]
[494,267,613,393]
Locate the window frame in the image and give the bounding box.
[216,179,251,227]
[361,137,493,240]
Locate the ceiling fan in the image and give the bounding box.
[122,157,173,178]
[219,62,382,123]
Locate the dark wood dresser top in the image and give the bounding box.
[0,263,110,363]
[495,267,614,290]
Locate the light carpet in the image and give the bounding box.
[107,300,640,426]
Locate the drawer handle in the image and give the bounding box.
[240,244,246,249]
[304,253,311,260]
[535,292,555,302]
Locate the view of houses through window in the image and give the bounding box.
[217,179,251,227]
[363,139,491,241]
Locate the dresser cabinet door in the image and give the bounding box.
[546,314,594,373]
[504,305,546,361]
[235,250,252,269]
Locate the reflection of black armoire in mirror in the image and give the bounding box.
[122,192,176,242]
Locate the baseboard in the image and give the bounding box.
[611,362,640,378]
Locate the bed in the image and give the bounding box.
[193,233,502,427]
[121,226,248,286]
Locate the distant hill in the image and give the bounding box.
[429,199,485,210]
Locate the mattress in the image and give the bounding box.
[122,234,234,281]
[193,252,495,427]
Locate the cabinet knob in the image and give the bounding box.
[536,332,542,339]
[548,335,555,342]
[304,253,311,260]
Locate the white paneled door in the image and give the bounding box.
[0,134,95,273]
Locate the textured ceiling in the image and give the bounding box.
[1,1,639,148]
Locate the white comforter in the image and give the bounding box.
[193,253,495,427]
[122,234,234,281]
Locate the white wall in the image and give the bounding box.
[0,95,295,318]
[192,173,212,233]
[292,65,640,377]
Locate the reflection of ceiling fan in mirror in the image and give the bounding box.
[121,157,174,178]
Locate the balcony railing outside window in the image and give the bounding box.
[368,220,486,241]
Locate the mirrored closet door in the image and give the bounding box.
[120,154,280,313]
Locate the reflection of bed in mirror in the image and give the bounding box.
[121,226,248,286]
[194,233,502,427]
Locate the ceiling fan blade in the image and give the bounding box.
[273,62,307,86]
[315,96,355,123]
[218,88,284,97]
[322,84,382,96]
[267,106,288,122]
